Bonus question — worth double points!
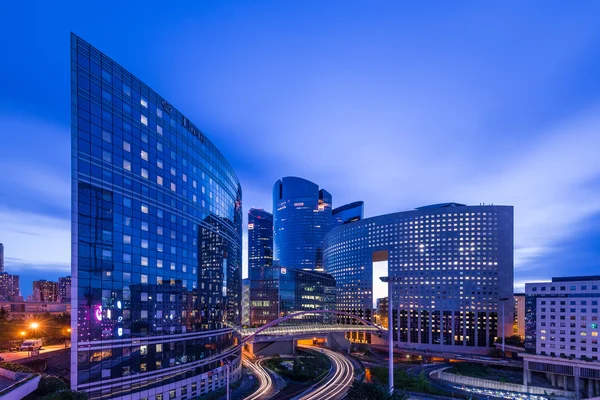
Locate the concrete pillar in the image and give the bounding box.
[587,379,594,399]
[564,375,569,391]
[523,360,529,389]
[574,366,580,400]
[550,373,556,387]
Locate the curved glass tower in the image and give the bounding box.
[272,177,332,271]
[71,34,242,399]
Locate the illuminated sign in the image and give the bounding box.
[94,306,102,322]
[182,116,206,143]
[248,223,254,230]
[281,267,287,275]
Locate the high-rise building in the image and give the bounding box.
[248,208,274,327]
[32,280,59,303]
[250,265,335,326]
[70,34,243,399]
[248,208,273,270]
[58,276,72,303]
[273,177,332,271]
[522,276,600,396]
[0,273,20,300]
[0,243,4,273]
[324,203,514,352]
[514,293,525,339]
[332,201,364,226]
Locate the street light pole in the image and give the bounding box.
[499,297,509,355]
[226,361,230,400]
[380,276,403,395]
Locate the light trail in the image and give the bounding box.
[244,356,281,400]
[297,346,354,400]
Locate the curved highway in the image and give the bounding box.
[296,346,354,400]
[244,356,284,400]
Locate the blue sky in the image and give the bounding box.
[1,1,600,297]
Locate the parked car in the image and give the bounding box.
[20,339,43,351]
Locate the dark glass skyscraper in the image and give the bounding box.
[71,34,242,399]
[273,177,332,271]
[324,203,514,352]
[247,208,273,270]
[248,208,275,326]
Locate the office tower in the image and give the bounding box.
[0,243,4,273]
[248,208,273,270]
[524,276,600,357]
[249,265,280,327]
[248,208,274,326]
[522,276,600,396]
[70,34,243,399]
[0,273,20,300]
[32,280,59,303]
[242,278,250,326]
[250,265,335,325]
[375,297,388,328]
[58,276,72,303]
[324,203,514,352]
[273,177,332,271]
[514,293,525,339]
[332,201,364,226]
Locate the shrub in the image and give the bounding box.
[42,390,89,400]
[36,375,68,396]
[0,361,34,373]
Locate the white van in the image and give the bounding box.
[20,339,43,351]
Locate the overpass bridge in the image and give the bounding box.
[237,310,382,356]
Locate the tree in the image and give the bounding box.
[0,307,9,321]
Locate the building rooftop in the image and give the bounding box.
[415,202,466,210]
[552,276,600,282]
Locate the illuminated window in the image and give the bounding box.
[141,115,148,125]
[141,97,148,108]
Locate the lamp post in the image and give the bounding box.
[499,297,509,354]
[222,358,232,400]
[30,322,39,340]
[380,276,403,395]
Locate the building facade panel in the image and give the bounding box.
[324,203,514,352]
[71,34,242,399]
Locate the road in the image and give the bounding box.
[295,346,354,400]
[243,356,285,400]
[0,345,68,362]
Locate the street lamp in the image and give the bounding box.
[30,322,39,339]
[499,297,509,354]
[380,276,403,395]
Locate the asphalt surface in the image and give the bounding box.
[0,344,67,362]
[295,346,354,400]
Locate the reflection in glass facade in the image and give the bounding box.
[332,201,364,226]
[273,177,332,271]
[324,203,514,352]
[71,34,242,399]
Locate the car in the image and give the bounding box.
[20,339,43,351]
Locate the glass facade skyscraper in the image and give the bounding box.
[247,208,273,271]
[273,177,332,271]
[247,208,275,327]
[324,203,514,352]
[71,34,243,399]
